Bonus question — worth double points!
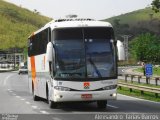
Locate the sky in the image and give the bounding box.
[5,0,153,20]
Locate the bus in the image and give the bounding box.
[28,18,125,109]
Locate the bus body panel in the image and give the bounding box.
[28,19,118,103]
[28,54,50,99]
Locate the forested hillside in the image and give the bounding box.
[0,0,51,50]
[104,7,160,39]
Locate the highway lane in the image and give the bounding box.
[0,72,160,119]
[118,67,160,85]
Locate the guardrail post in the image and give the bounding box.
[155,78,159,86]
[146,77,150,84]
[125,74,128,82]
[138,76,141,83]
[155,93,158,98]
[129,88,132,92]
[119,86,122,90]
[131,75,134,83]
[141,90,144,95]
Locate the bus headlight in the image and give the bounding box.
[102,85,117,90]
[54,86,71,91]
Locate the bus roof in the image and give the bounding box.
[29,19,113,37]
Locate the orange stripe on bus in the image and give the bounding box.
[30,56,36,85]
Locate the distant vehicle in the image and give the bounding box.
[18,66,28,74]
[28,18,125,109]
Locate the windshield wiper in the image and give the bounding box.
[88,57,102,78]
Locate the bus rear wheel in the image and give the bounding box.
[97,100,107,109]
[32,83,39,101]
[32,90,39,101]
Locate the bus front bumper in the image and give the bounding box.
[51,89,117,102]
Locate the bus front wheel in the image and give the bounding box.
[97,100,107,109]
[47,89,57,108]
[49,100,57,109]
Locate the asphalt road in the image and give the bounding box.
[118,67,160,85]
[0,72,160,120]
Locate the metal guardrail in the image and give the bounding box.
[118,82,160,98]
[122,74,160,86]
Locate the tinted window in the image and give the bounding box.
[84,27,114,39]
[28,28,50,57]
[53,28,83,40]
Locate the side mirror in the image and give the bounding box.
[46,42,54,62]
[117,40,125,61]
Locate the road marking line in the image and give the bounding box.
[8,91,13,93]
[107,104,118,108]
[40,111,49,114]
[25,102,31,104]
[52,117,62,120]
[21,98,25,101]
[119,94,160,104]
[31,105,38,109]
[3,74,15,86]
[16,96,20,98]
[8,89,11,91]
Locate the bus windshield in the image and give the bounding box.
[53,27,116,80]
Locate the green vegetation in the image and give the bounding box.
[118,87,160,102]
[0,0,52,50]
[118,80,160,102]
[130,33,160,64]
[152,0,160,13]
[105,7,160,25]
[134,67,160,76]
[119,80,160,88]
[104,7,160,64]
[104,7,160,39]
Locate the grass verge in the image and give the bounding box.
[117,80,160,102]
[119,80,160,88]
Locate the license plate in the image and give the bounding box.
[81,94,92,99]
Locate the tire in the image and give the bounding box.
[32,83,39,101]
[47,88,57,109]
[97,100,107,109]
[49,100,57,109]
[33,93,39,101]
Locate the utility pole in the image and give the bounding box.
[121,35,131,62]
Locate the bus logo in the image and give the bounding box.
[84,82,90,89]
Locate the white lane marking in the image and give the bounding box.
[52,117,62,120]
[119,94,160,104]
[8,89,11,91]
[25,101,31,104]
[3,74,15,86]
[21,98,25,101]
[16,96,20,98]
[107,104,118,109]
[31,106,38,109]
[8,91,13,93]
[40,111,49,114]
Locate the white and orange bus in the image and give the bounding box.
[28,18,125,109]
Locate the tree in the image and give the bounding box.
[130,33,160,64]
[151,0,160,13]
